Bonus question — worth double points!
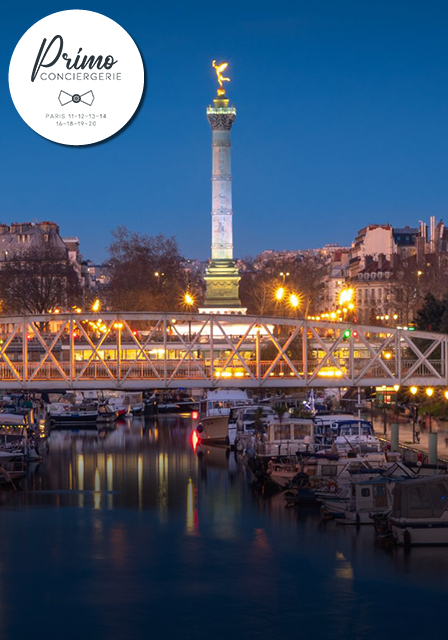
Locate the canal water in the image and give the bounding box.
[1,415,448,639]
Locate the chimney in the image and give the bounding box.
[430,215,436,253]
[39,221,60,234]
[390,254,400,269]
[378,253,386,270]
[415,236,425,266]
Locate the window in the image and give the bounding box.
[294,424,311,439]
[274,425,291,440]
[373,485,387,508]
[427,482,448,517]
[406,485,433,518]
[321,465,338,477]
[361,488,370,497]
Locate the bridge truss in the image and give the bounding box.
[0,312,446,390]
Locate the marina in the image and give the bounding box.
[0,409,448,639]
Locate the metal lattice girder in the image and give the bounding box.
[0,312,445,389]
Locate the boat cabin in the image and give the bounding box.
[257,418,315,457]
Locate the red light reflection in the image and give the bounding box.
[191,429,200,452]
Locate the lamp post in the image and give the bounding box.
[410,386,418,443]
[184,291,194,342]
[393,384,400,417]
[114,322,123,380]
[426,387,434,433]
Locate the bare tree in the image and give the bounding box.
[0,246,82,315]
[105,227,200,311]
[240,254,328,317]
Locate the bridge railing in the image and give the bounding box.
[0,312,446,388]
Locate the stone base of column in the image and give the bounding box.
[200,259,245,314]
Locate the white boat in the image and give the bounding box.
[255,416,316,458]
[389,476,448,545]
[196,390,251,445]
[97,404,120,423]
[271,451,388,490]
[337,463,416,524]
[334,420,382,454]
[106,391,144,416]
[48,402,98,426]
[229,405,275,448]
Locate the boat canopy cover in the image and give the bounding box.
[0,413,27,426]
[392,476,448,519]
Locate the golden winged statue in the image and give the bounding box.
[212,60,230,92]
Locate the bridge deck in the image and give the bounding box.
[0,312,444,390]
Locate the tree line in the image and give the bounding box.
[0,225,446,329]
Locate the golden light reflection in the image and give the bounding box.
[106,454,113,510]
[94,468,101,510]
[158,452,168,519]
[186,477,197,535]
[335,551,354,580]
[77,454,84,491]
[138,455,143,511]
[77,454,84,509]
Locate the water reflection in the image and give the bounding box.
[0,414,447,639]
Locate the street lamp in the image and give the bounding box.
[393,383,400,414]
[410,386,418,443]
[426,387,434,433]
[184,291,194,341]
[289,293,300,310]
[92,298,101,313]
[275,287,285,302]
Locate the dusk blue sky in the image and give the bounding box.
[1,1,448,262]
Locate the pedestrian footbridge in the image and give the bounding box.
[0,312,445,390]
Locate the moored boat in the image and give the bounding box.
[389,475,448,545]
[196,389,251,445]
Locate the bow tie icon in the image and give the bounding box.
[58,90,95,107]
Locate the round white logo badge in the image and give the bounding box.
[9,10,144,146]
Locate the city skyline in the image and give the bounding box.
[2,1,448,262]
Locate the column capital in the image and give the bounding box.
[207,101,236,131]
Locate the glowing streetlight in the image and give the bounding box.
[339,288,354,306]
[426,387,434,397]
[445,390,448,401]
[275,287,285,301]
[184,292,194,307]
[410,386,418,395]
[92,299,101,312]
[289,293,300,309]
[393,384,400,392]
